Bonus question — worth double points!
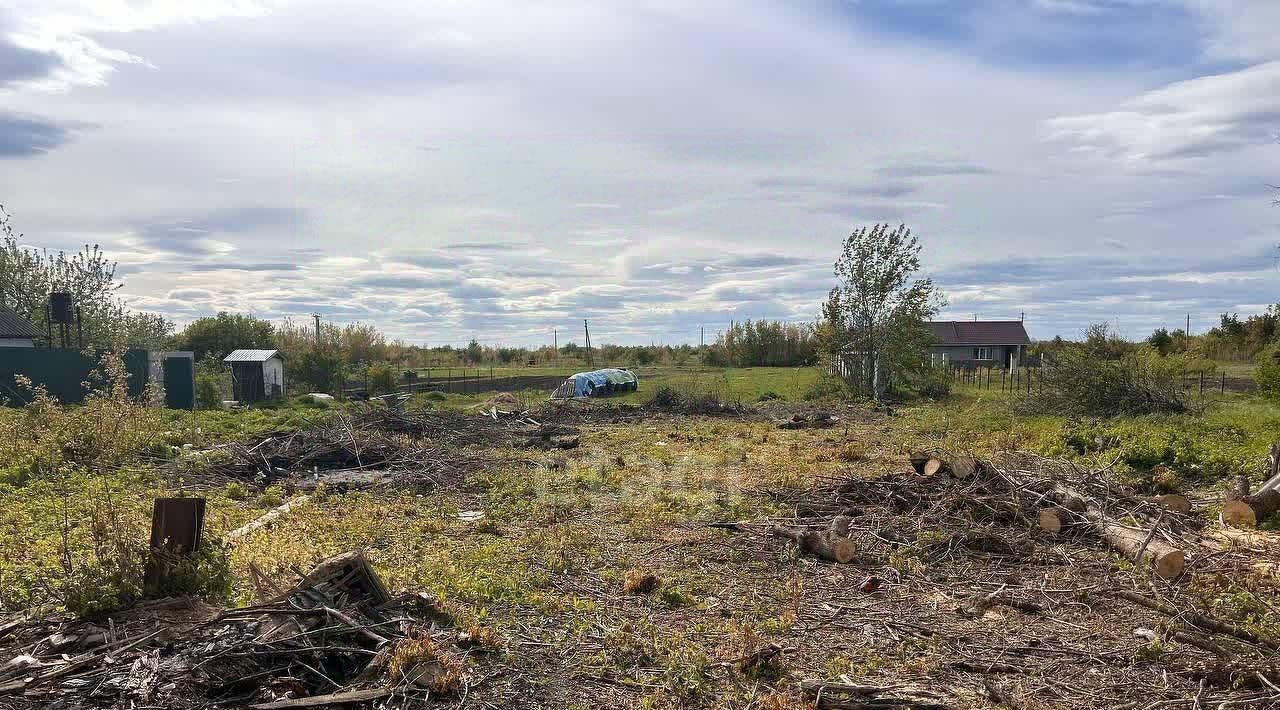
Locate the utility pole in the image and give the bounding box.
[1186,313,1191,337]
[583,319,593,367]
[700,325,704,347]
[312,313,321,343]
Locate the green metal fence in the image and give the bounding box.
[0,348,148,404]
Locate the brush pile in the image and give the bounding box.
[764,450,1280,709]
[0,552,476,709]
[194,406,580,485]
[646,386,744,415]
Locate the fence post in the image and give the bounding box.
[1221,372,1226,395]
[1199,371,1204,395]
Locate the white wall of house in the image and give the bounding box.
[0,338,35,348]
[263,357,285,398]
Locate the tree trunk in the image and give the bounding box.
[772,525,857,564]
[1222,444,1280,528]
[1042,484,1186,579]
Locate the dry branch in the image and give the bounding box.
[1114,590,1279,650]
[226,495,312,543]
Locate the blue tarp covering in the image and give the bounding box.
[558,368,638,397]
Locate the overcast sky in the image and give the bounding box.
[1,0,1277,346]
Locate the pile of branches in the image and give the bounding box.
[754,449,1280,709]
[198,407,579,484]
[0,553,478,709]
[645,386,744,415]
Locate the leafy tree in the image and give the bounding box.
[1147,328,1173,355]
[821,223,943,399]
[366,362,398,396]
[1257,347,1280,400]
[292,349,345,394]
[339,321,386,364]
[705,319,817,367]
[173,312,275,360]
[0,205,173,348]
[464,338,483,364]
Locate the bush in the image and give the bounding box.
[802,375,852,401]
[1256,349,1280,399]
[293,349,345,394]
[1019,346,1187,416]
[259,485,285,507]
[195,372,222,410]
[367,363,398,396]
[909,367,951,399]
[225,481,248,500]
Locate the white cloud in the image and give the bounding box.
[1044,61,1280,161]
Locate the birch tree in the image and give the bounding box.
[822,223,943,398]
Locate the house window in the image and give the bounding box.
[973,347,992,360]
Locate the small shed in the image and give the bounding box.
[224,349,285,403]
[0,306,40,348]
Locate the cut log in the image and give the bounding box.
[951,454,978,479]
[1151,494,1191,513]
[226,495,311,543]
[772,525,857,564]
[1223,491,1280,528]
[923,458,944,476]
[1222,448,1280,528]
[909,453,930,474]
[1038,506,1074,535]
[1044,483,1186,579]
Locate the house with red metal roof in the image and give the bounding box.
[925,320,1030,369]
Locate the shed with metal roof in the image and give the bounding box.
[223,349,284,403]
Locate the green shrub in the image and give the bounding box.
[803,375,852,401]
[259,485,285,507]
[910,367,951,399]
[1256,349,1280,399]
[1021,345,1186,416]
[195,372,222,410]
[225,481,248,500]
[367,363,399,396]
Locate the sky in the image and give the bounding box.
[0,0,1278,346]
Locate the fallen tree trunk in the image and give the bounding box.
[1222,445,1280,528]
[1041,484,1186,579]
[226,495,312,543]
[772,525,856,564]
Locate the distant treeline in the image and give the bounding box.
[171,312,818,394]
[703,320,818,367]
[1027,305,1280,365]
